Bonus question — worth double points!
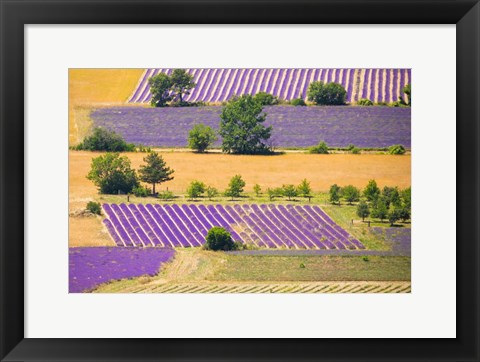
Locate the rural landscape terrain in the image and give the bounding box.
[69,68,411,293]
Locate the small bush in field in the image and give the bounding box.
[204,227,235,251]
[86,201,102,215]
[132,185,150,197]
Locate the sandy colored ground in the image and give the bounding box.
[69,69,144,145]
[70,150,411,199]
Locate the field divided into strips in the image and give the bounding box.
[128,68,411,104]
[95,281,411,294]
[102,203,365,250]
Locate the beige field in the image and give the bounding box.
[69,69,143,145]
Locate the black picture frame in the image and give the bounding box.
[1,1,479,361]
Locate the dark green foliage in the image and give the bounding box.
[170,69,196,103]
[137,145,152,153]
[401,187,411,209]
[351,147,361,154]
[290,97,307,106]
[267,187,284,201]
[382,186,401,208]
[307,81,347,105]
[187,180,206,200]
[149,73,172,107]
[329,184,342,205]
[86,153,139,194]
[206,186,219,200]
[388,144,406,155]
[297,179,312,198]
[282,184,298,201]
[204,227,236,251]
[347,144,355,151]
[86,201,102,215]
[188,123,217,152]
[299,263,306,268]
[132,185,150,197]
[224,174,246,200]
[398,206,411,222]
[342,185,360,204]
[138,152,174,195]
[403,84,411,106]
[363,179,381,202]
[253,91,278,106]
[253,184,262,197]
[356,200,370,221]
[357,98,373,106]
[388,208,402,226]
[219,95,273,155]
[371,198,388,222]
[309,141,329,154]
[75,127,135,152]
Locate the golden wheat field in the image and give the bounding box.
[69,69,143,145]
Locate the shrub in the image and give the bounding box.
[224,175,246,200]
[357,98,373,106]
[297,179,312,199]
[204,227,236,251]
[282,184,298,201]
[188,123,217,152]
[309,141,329,154]
[307,81,347,105]
[253,91,278,106]
[388,144,406,155]
[158,190,175,201]
[86,201,102,215]
[290,97,306,106]
[253,184,262,196]
[346,144,355,151]
[186,180,206,200]
[267,187,284,201]
[75,127,135,152]
[351,147,361,154]
[132,185,150,197]
[206,186,219,200]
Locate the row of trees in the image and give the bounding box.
[328,180,411,225]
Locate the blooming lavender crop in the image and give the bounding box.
[102,203,365,251]
[370,227,411,256]
[128,68,411,104]
[91,105,410,148]
[69,247,175,293]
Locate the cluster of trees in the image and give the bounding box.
[328,180,411,226]
[149,69,197,107]
[186,175,246,201]
[265,179,313,201]
[307,81,347,105]
[87,151,174,195]
[203,226,244,251]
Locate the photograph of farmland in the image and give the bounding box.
[69,68,411,293]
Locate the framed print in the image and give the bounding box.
[1,0,479,361]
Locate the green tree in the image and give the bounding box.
[206,186,219,200]
[253,91,278,106]
[329,184,342,205]
[253,184,262,197]
[363,179,381,202]
[138,152,174,195]
[403,84,411,106]
[307,81,347,105]
[382,186,401,208]
[282,184,298,201]
[170,69,196,103]
[224,174,246,200]
[267,187,283,201]
[356,200,370,221]
[86,153,139,194]
[219,95,272,154]
[74,127,135,152]
[371,198,388,222]
[290,97,306,106]
[401,187,411,209]
[204,227,236,251]
[309,141,329,154]
[186,180,206,200]
[297,179,312,199]
[388,208,402,226]
[398,206,411,222]
[342,185,360,204]
[148,73,172,107]
[388,144,406,155]
[188,123,217,152]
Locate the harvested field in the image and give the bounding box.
[69,150,411,198]
[69,69,144,145]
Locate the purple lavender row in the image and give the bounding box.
[129,68,411,104]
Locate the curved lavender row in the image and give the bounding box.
[69,247,175,293]
[128,68,411,104]
[102,203,366,250]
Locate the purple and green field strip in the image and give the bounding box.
[101,203,365,251]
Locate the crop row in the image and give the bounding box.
[128,68,411,104]
[102,203,365,250]
[91,105,411,148]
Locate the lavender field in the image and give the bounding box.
[128,68,411,104]
[102,203,365,250]
[91,106,411,148]
[69,247,175,293]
